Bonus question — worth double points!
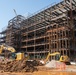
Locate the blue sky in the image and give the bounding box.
[0,0,62,32]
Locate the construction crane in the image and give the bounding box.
[13,9,17,17]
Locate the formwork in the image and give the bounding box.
[0,0,76,59]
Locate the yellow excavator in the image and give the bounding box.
[0,44,29,60]
[0,45,16,53]
[45,52,70,65]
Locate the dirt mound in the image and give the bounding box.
[45,60,66,69]
[0,58,40,72]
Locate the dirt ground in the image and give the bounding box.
[0,71,76,75]
[0,65,76,75]
[0,59,76,75]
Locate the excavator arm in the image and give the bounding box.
[0,45,16,54]
[44,52,60,64]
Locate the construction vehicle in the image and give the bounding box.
[0,44,29,60]
[45,52,70,64]
[0,45,16,53]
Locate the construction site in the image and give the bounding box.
[0,0,76,75]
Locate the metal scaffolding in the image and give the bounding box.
[0,0,76,59]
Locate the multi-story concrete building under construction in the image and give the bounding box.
[0,0,76,59]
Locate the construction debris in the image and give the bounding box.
[0,59,42,72]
